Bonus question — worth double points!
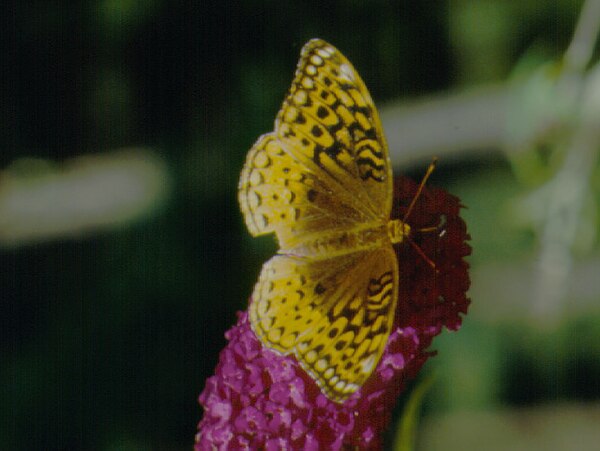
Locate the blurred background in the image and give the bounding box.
[1,1,599,450]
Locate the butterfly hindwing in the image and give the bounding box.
[238,132,371,246]
[249,247,399,402]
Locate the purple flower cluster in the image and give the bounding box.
[196,176,471,449]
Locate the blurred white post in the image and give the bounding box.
[0,148,170,247]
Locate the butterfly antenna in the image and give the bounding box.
[402,157,439,272]
[402,157,438,224]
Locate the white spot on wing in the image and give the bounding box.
[339,63,355,82]
[361,353,376,374]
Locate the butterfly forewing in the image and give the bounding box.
[276,39,393,221]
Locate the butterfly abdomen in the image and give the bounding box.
[282,223,391,258]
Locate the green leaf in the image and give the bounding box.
[393,374,436,451]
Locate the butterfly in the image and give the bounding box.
[238,39,411,403]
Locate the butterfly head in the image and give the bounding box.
[387,219,411,245]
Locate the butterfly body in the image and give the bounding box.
[276,219,408,259]
[239,39,406,402]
